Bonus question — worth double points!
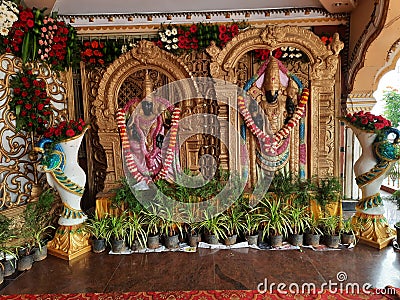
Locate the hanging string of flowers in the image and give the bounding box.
[2,6,79,71]
[8,67,52,134]
[253,47,309,63]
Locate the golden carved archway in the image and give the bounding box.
[206,25,343,179]
[93,40,192,194]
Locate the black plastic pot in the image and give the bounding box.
[17,254,34,271]
[165,234,179,249]
[304,233,320,247]
[341,233,355,245]
[205,234,219,245]
[92,238,106,253]
[246,234,258,246]
[33,245,48,262]
[325,234,340,248]
[270,235,283,247]
[289,234,303,246]
[147,235,160,249]
[2,258,16,277]
[111,239,125,253]
[224,234,237,246]
[189,234,201,247]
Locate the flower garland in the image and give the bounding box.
[8,67,52,134]
[0,0,19,37]
[237,89,309,155]
[43,118,87,143]
[342,111,392,131]
[156,21,246,53]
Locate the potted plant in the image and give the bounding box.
[258,196,290,247]
[143,206,162,249]
[106,213,128,253]
[0,215,17,281]
[243,211,260,245]
[287,205,310,246]
[21,188,55,263]
[321,215,341,248]
[304,213,323,247]
[111,177,144,213]
[340,217,357,245]
[83,214,110,253]
[181,206,201,247]
[126,212,147,251]
[220,207,245,246]
[158,205,184,249]
[198,210,226,245]
[391,190,400,241]
[314,177,341,217]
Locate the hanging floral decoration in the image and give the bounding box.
[156,21,247,53]
[2,7,78,70]
[342,111,392,131]
[0,0,19,37]
[8,67,52,134]
[253,47,308,63]
[43,118,87,143]
[319,33,333,46]
[81,40,105,66]
[37,16,74,70]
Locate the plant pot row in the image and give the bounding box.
[0,245,48,285]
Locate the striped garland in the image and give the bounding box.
[155,107,181,181]
[238,88,309,154]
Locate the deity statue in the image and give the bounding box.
[245,56,305,175]
[117,71,181,190]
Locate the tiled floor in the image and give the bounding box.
[1,242,399,295]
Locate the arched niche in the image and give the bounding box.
[93,40,192,194]
[206,25,344,179]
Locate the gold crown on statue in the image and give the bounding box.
[144,71,154,98]
[263,57,280,91]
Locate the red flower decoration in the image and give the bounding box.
[343,111,392,132]
[9,68,52,134]
[43,118,87,142]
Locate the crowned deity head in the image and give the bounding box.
[142,71,154,116]
[262,57,281,103]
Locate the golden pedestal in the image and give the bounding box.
[47,224,91,260]
[353,211,395,249]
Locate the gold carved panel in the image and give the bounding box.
[0,54,69,213]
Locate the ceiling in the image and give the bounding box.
[51,0,324,15]
[23,0,357,16]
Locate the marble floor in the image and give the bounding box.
[1,242,399,295]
